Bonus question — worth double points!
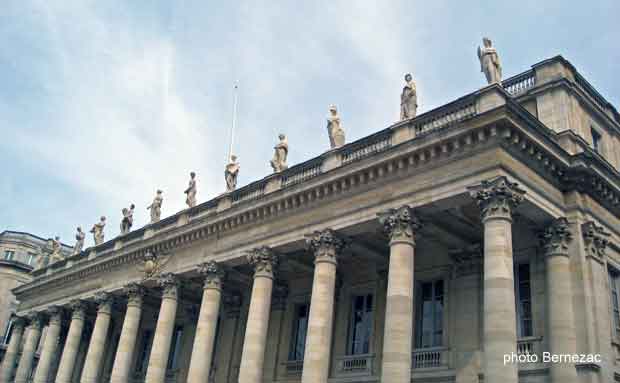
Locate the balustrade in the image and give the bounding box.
[412,347,449,369]
[335,354,374,376]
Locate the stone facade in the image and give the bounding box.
[2,56,620,383]
[0,231,71,375]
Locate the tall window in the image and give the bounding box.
[348,294,373,355]
[415,280,444,348]
[515,263,533,337]
[288,304,309,361]
[27,253,35,266]
[137,330,153,373]
[3,319,14,345]
[4,250,15,261]
[591,127,602,153]
[167,326,184,371]
[608,269,620,337]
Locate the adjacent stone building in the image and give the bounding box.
[0,231,71,377]
[1,55,620,383]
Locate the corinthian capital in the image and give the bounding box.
[306,229,345,265]
[93,292,114,314]
[247,246,279,279]
[468,176,525,222]
[198,261,225,290]
[157,273,179,300]
[378,205,422,245]
[25,312,43,330]
[45,305,63,325]
[124,283,145,307]
[541,218,572,257]
[582,221,610,263]
[68,300,87,320]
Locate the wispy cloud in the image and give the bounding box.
[1,0,618,246]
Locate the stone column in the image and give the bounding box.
[33,307,63,383]
[468,176,525,383]
[55,300,87,383]
[541,218,578,382]
[144,273,179,383]
[14,313,43,383]
[187,261,224,383]
[110,283,145,383]
[238,247,279,383]
[80,292,114,383]
[379,205,421,383]
[301,229,344,383]
[0,317,26,383]
[214,294,242,383]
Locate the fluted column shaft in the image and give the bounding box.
[187,262,224,383]
[379,206,420,383]
[14,314,43,383]
[80,293,113,383]
[33,307,63,383]
[55,301,86,383]
[110,284,145,383]
[239,247,279,383]
[0,317,26,383]
[469,176,525,383]
[145,273,179,383]
[301,230,343,383]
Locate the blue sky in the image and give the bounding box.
[1,1,619,247]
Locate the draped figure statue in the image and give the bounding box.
[478,37,502,84]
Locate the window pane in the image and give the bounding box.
[349,294,373,355]
[289,304,309,360]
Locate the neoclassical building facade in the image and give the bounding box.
[1,55,620,383]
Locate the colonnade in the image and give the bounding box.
[0,176,595,383]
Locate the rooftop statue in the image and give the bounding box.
[400,73,418,120]
[90,216,106,245]
[147,190,163,223]
[185,172,197,208]
[327,105,345,149]
[50,236,64,263]
[225,155,240,192]
[478,37,502,84]
[73,227,85,255]
[270,134,289,173]
[120,204,135,234]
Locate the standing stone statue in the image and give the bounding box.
[73,227,85,255]
[327,105,346,149]
[225,155,240,192]
[270,133,289,173]
[477,37,502,84]
[120,204,135,234]
[185,172,197,208]
[400,73,418,120]
[90,216,106,245]
[147,190,163,223]
[50,236,64,263]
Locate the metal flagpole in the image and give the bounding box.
[228,82,239,162]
